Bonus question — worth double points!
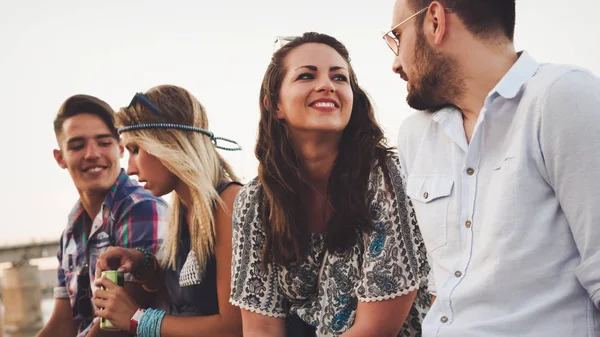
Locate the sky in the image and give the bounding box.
[0,0,599,247]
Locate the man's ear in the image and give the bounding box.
[53,149,67,169]
[427,1,448,46]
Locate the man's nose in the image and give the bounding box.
[84,143,101,160]
[392,54,404,77]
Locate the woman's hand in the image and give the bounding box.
[93,277,139,332]
[95,246,144,279]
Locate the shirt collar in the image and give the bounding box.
[102,168,130,209]
[432,105,460,123]
[489,51,540,101]
[65,168,130,234]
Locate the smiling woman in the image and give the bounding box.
[229,32,431,337]
[276,45,353,134]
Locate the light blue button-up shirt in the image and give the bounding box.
[397,51,600,336]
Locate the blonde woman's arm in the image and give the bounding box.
[153,184,243,337]
[94,184,243,337]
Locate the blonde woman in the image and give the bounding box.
[93,85,243,337]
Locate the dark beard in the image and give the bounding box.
[406,28,464,112]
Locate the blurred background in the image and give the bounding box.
[0,0,598,335]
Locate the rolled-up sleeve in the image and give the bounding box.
[540,69,600,308]
[54,235,69,299]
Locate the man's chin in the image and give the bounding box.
[82,183,114,195]
[78,177,117,195]
[407,93,447,113]
[407,94,433,111]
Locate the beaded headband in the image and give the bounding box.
[118,92,242,151]
[118,123,242,151]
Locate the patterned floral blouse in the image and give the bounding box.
[230,155,430,336]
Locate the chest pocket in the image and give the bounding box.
[406,175,454,252]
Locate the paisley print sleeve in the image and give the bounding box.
[356,155,430,302]
[229,179,287,317]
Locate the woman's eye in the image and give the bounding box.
[127,146,139,155]
[297,73,314,80]
[332,74,348,82]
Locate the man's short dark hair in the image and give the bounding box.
[410,0,516,41]
[54,94,118,139]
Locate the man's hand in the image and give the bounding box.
[95,247,144,279]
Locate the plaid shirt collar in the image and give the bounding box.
[65,169,132,237]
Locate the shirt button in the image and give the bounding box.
[454,270,462,278]
[465,220,472,228]
[466,168,475,175]
[440,316,448,323]
[423,192,429,199]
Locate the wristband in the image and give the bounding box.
[130,308,146,334]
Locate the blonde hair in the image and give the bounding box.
[115,85,238,271]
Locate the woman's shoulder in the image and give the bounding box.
[236,177,261,197]
[233,177,262,214]
[368,152,403,188]
[231,178,266,239]
[216,180,243,195]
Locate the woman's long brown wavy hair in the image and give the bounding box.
[257,32,393,266]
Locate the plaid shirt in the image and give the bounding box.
[53,169,168,336]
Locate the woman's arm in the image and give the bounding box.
[341,291,417,337]
[95,184,243,337]
[341,156,429,337]
[240,309,286,337]
[157,184,243,337]
[228,181,291,337]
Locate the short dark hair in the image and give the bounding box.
[54,94,118,139]
[410,0,516,41]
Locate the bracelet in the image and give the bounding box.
[140,256,163,292]
[132,247,154,279]
[136,307,166,337]
[130,308,145,334]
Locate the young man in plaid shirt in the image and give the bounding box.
[36,94,168,337]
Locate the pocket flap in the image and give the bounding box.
[407,175,454,203]
[493,155,516,171]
